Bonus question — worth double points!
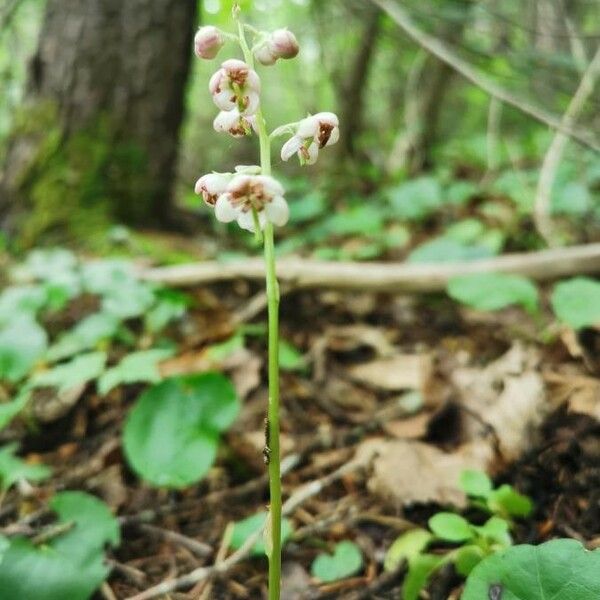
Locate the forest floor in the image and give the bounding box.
[3,267,599,600]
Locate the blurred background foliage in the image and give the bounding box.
[0,0,599,260]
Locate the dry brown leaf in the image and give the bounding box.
[348,354,433,392]
[160,347,261,400]
[452,342,548,460]
[356,438,490,507]
[382,412,431,439]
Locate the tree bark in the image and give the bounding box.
[0,0,197,242]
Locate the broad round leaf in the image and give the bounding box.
[463,539,600,600]
[123,373,239,488]
[551,278,600,330]
[0,491,119,600]
[311,541,363,583]
[428,513,474,542]
[454,544,485,576]
[447,273,539,313]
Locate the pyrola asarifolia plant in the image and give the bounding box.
[193,7,339,599]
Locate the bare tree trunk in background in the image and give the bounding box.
[337,3,382,163]
[386,7,469,177]
[0,0,197,245]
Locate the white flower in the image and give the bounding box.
[194,26,225,60]
[214,174,289,232]
[280,112,339,165]
[213,109,257,137]
[209,59,260,115]
[194,172,232,206]
[254,28,300,66]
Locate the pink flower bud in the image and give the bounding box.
[270,29,299,59]
[213,110,257,137]
[209,59,260,115]
[194,172,231,206]
[254,40,278,66]
[194,26,225,60]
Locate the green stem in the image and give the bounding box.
[237,17,281,600]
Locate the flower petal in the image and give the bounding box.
[214,194,238,223]
[297,115,319,138]
[281,136,303,161]
[326,126,340,147]
[265,196,290,227]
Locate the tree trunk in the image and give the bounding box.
[0,0,197,245]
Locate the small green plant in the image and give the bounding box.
[459,469,533,520]
[384,470,532,600]
[230,512,294,557]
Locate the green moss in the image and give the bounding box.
[8,102,152,250]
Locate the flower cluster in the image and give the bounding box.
[195,169,289,232]
[192,19,339,233]
[281,112,340,165]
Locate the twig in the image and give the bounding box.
[137,523,213,558]
[533,45,600,246]
[369,0,600,153]
[194,522,234,600]
[125,457,371,600]
[143,243,600,292]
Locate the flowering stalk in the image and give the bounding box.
[193,9,338,598]
[236,17,283,600]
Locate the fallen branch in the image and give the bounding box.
[370,0,600,153]
[125,457,371,600]
[534,45,600,246]
[143,243,600,293]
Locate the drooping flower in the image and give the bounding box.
[214,174,289,232]
[213,109,257,137]
[194,26,225,60]
[194,172,232,206]
[281,112,339,165]
[254,28,300,66]
[209,59,260,115]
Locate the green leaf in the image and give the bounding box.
[47,313,120,362]
[447,273,539,313]
[551,278,600,329]
[205,334,245,361]
[0,286,48,325]
[144,290,188,333]
[31,352,107,394]
[0,443,51,491]
[101,281,155,320]
[81,259,136,295]
[453,544,485,576]
[384,529,433,572]
[230,512,293,557]
[388,177,444,221]
[288,191,327,224]
[311,541,363,583]
[0,491,120,600]
[407,238,495,264]
[460,470,493,498]
[279,340,306,372]
[0,389,30,431]
[473,516,511,547]
[428,513,474,542]
[0,316,48,382]
[123,373,239,488]
[463,539,600,600]
[488,484,533,518]
[403,554,444,600]
[97,348,173,395]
